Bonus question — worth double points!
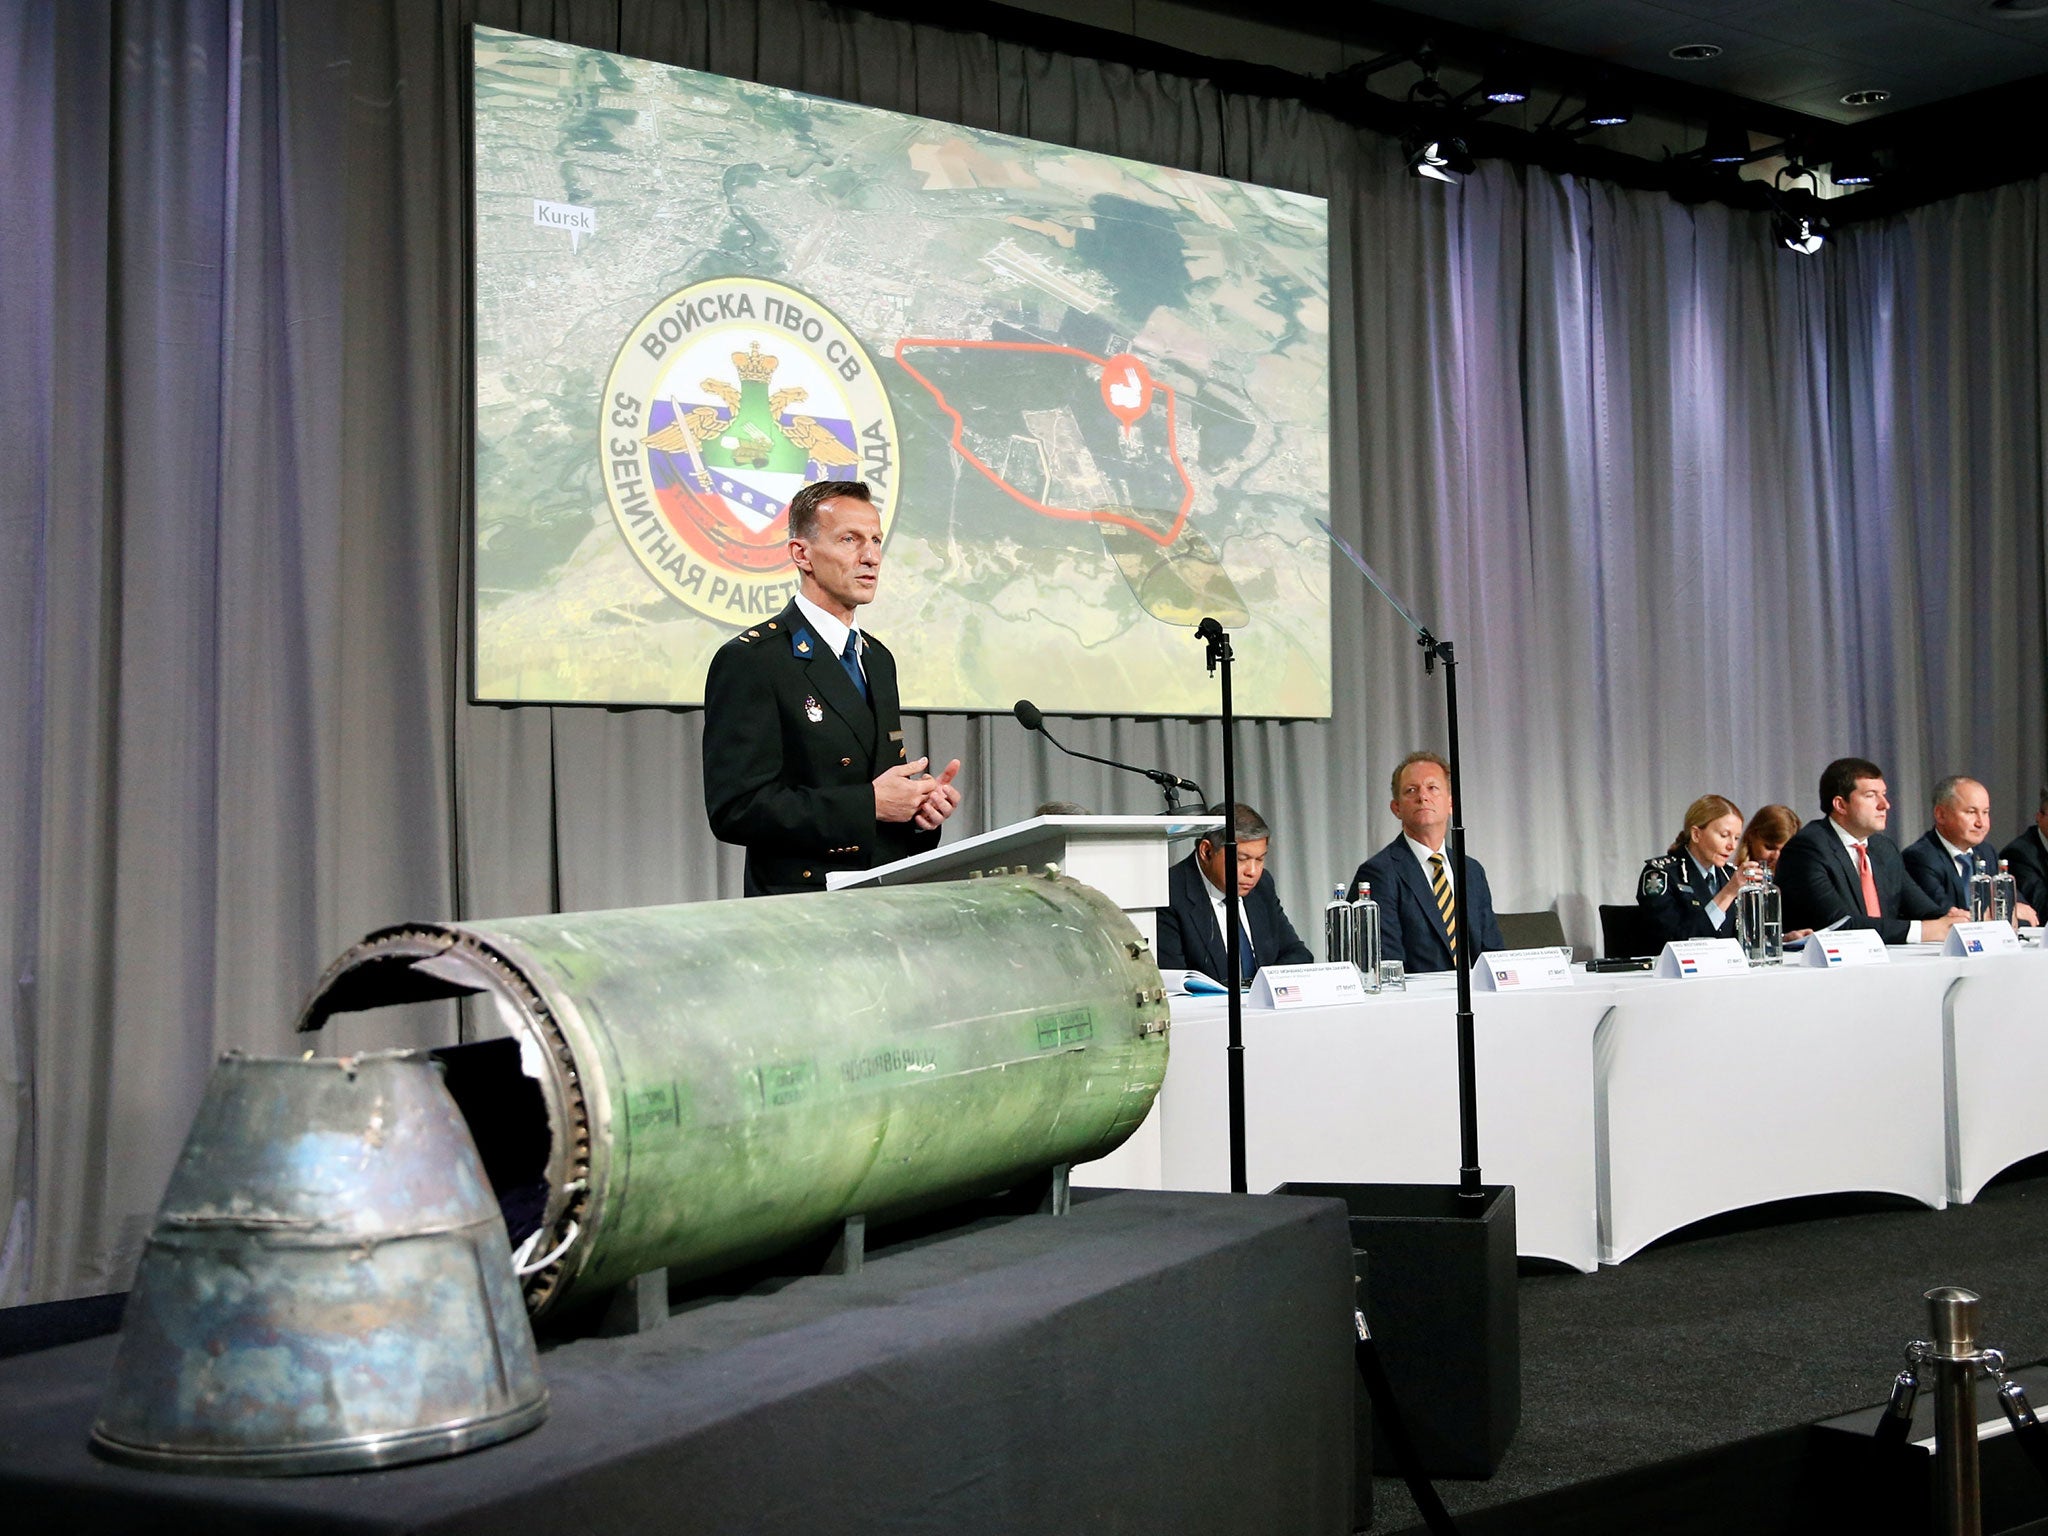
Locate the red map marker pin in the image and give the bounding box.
[1100,353,1153,435]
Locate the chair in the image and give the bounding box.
[1598,903,1655,959]
[1496,908,1567,951]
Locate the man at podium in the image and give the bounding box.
[701,480,962,895]
[1157,803,1313,985]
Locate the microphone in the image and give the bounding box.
[1012,699,1204,811]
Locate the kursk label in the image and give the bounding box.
[600,278,899,624]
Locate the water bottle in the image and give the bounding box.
[1324,885,1353,966]
[1994,859,2019,928]
[1350,882,1382,993]
[1735,874,1768,965]
[1759,868,1783,963]
[1969,857,1995,923]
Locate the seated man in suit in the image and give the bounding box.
[1348,751,1505,974]
[1156,803,1314,985]
[1903,776,2040,923]
[2000,785,2048,918]
[1777,757,1966,944]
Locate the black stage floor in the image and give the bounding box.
[1369,1156,2048,1533]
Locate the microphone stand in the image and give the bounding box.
[1426,630,1483,1201]
[1012,703,1204,811]
[1318,523,1484,1201]
[1196,617,1248,1195]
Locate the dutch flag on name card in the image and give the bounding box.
[1678,955,1699,976]
[1822,943,1845,964]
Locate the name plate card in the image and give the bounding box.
[1802,928,1890,967]
[1945,921,2023,957]
[1654,939,1749,979]
[1251,961,1367,1010]
[1475,948,1575,992]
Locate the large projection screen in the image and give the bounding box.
[472,28,1331,716]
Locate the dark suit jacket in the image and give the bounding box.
[1348,836,1506,974]
[1901,829,1998,911]
[702,599,937,896]
[1776,818,1945,944]
[1635,851,1738,948]
[1155,852,1312,983]
[2002,825,2048,916]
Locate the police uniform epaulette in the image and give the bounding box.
[1637,852,1680,898]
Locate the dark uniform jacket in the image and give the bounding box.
[1635,850,1737,948]
[1901,829,1999,912]
[1776,818,1944,944]
[1156,851,1313,984]
[2001,825,2048,916]
[1347,836,1506,974]
[702,599,936,896]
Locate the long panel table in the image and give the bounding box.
[1944,949,2048,1203]
[1593,952,1956,1263]
[1077,944,2048,1270]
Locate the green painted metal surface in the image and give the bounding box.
[299,873,1168,1314]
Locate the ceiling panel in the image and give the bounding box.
[1379,0,2048,118]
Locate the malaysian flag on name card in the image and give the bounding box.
[1275,984,1300,1003]
[1497,970,1519,985]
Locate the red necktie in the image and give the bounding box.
[1855,842,1881,918]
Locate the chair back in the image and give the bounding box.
[1598,903,1655,959]
[1495,909,1567,951]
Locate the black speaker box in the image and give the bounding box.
[1274,1181,1520,1478]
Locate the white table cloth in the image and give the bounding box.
[1943,947,2048,1203]
[1076,942,2048,1269]
[1078,974,1609,1271]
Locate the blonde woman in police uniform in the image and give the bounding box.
[1635,794,1757,947]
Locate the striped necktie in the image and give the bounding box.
[1430,851,1457,960]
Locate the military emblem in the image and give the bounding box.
[804,696,823,723]
[601,277,899,626]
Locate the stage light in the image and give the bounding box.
[1404,128,1473,183]
[1830,148,1881,186]
[1772,164,1829,255]
[1480,73,1530,106]
[1774,210,1826,254]
[1702,121,1750,165]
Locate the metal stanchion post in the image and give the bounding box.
[1927,1286,1985,1536]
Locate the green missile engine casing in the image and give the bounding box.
[298,873,1169,1315]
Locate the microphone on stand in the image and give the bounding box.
[1011,700,1204,811]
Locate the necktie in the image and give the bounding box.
[1706,864,1727,896]
[1217,897,1257,981]
[1957,854,1973,905]
[1855,842,1882,919]
[839,631,868,702]
[1430,852,1458,960]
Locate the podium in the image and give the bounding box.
[826,813,1219,951]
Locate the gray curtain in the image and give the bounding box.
[4,0,2043,1303]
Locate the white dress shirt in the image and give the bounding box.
[1829,817,1921,943]
[794,592,863,683]
[1404,834,1451,892]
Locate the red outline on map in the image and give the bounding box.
[893,338,1193,547]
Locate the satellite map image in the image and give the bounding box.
[473,27,1331,715]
